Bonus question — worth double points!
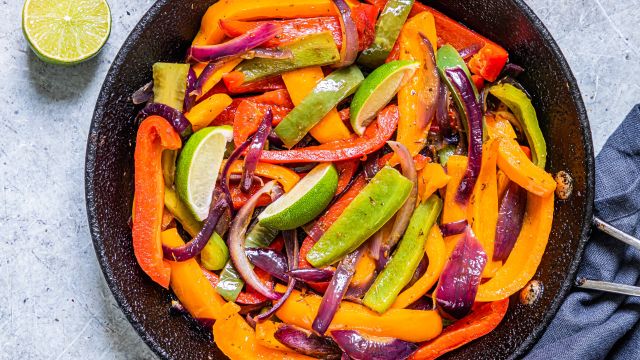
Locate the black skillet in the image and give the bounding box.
[85,0,594,358]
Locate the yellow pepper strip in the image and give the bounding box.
[485,112,517,140]
[467,139,500,276]
[476,192,554,302]
[397,12,439,157]
[275,285,443,342]
[194,59,243,100]
[497,138,556,197]
[496,169,510,201]
[223,160,300,192]
[193,0,335,45]
[351,252,376,288]
[161,229,226,319]
[392,225,446,309]
[443,155,468,255]
[213,302,314,360]
[255,321,291,351]
[185,93,233,131]
[281,67,351,143]
[418,163,451,202]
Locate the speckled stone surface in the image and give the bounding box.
[0,0,638,359]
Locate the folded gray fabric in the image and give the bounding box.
[527,105,640,360]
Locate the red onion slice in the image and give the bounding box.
[138,103,192,137]
[332,0,359,67]
[183,67,197,112]
[191,60,226,98]
[246,247,289,282]
[132,80,153,105]
[220,139,252,208]
[241,108,273,192]
[457,43,482,60]
[187,23,280,63]
[255,229,298,321]
[242,47,294,60]
[229,181,282,300]
[445,67,484,204]
[312,247,364,335]
[331,330,418,360]
[274,324,342,359]
[440,219,469,237]
[377,141,417,269]
[436,227,487,319]
[288,268,335,283]
[162,192,228,261]
[493,182,527,261]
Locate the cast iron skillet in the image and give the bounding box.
[85,0,594,358]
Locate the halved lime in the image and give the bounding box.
[176,126,233,221]
[22,0,111,65]
[258,163,338,230]
[350,60,420,135]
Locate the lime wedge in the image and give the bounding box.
[22,0,111,65]
[176,126,233,221]
[350,60,419,135]
[258,163,338,230]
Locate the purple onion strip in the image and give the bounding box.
[138,102,192,137]
[288,268,335,283]
[436,227,487,319]
[229,181,282,300]
[162,193,227,261]
[440,219,469,237]
[493,182,527,261]
[188,23,280,63]
[312,247,364,335]
[242,47,294,60]
[220,139,252,208]
[458,43,483,60]
[132,80,153,105]
[331,330,418,360]
[255,229,298,321]
[446,67,484,203]
[274,325,342,359]
[241,108,273,192]
[246,247,290,282]
[332,0,358,67]
[183,67,197,112]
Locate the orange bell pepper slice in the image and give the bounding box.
[161,228,226,318]
[476,192,554,301]
[410,2,508,82]
[442,155,468,254]
[275,285,443,342]
[485,111,518,140]
[497,137,556,197]
[193,0,336,45]
[281,67,351,143]
[213,302,314,360]
[410,298,509,359]
[351,252,377,288]
[396,11,438,157]
[467,139,500,275]
[185,93,233,131]
[223,160,300,192]
[392,225,446,309]
[255,320,291,351]
[418,163,451,202]
[132,116,181,288]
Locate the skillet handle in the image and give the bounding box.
[574,217,640,297]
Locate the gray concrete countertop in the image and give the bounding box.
[0,0,638,359]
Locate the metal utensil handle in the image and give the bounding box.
[574,217,640,297]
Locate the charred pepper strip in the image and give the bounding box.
[132,116,181,288]
[260,105,400,163]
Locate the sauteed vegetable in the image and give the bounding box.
[130,0,556,358]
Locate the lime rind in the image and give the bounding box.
[350,60,420,135]
[258,163,338,230]
[176,126,233,221]
[22,0,111,65]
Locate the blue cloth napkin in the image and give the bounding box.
[527,105,640,360]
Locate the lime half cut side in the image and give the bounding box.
[22,0,111,65]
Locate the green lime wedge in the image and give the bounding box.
[22,0,111,65]
[258,163,338,230]
[350,60,419,135]
[176,126,233,221]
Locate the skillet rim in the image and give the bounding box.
[85,0,595,359]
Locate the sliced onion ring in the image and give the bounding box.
[274,324,342,359]
[331,330,418,360]
[246,247,289,282]
[242,108,273,192]
[440,219,468,237]
[187,23,280,63]
[229,181,283,300]
[288,268,335,283]
[138,103,192,137]
[332,0,358,67]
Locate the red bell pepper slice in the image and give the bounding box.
[233,100,291,146]
[410,298,509,360]
[229,181,273,210]
[410,2,509,82]
[260,105,399,164]
[334,159,360,194]
[211,89,293,128]
[219,4,377,51]
[132,116,182,288]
